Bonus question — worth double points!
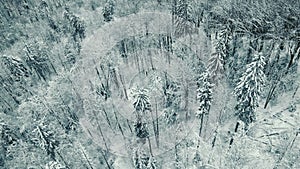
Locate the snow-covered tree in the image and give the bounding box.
[103,0,115,22]
[132,88,151,115]
[163,78,181,109]
[207,51,224,81]
[133,150,148,169]
[133,149,157,169]
[234,53,266,126]
[132,88,151,138]
[1,55,30,81]
[64,9,86,42]
[208,26,232,81]
[0,55,32,112]
[173,0,196,37]
[24,43,54,81]
[196,71,214,136]
[32,120,59,160]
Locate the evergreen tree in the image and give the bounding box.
[132,88,151,138]
[133,150,148,169]
[196,71,214,136]
[103,0,115,22]
[133,89,151,115]
[24,43,54,81]
[63,9,86,42]
[1,55,30,82]
[32,121,59,160]
[207,51,224,81]
[208,26,232,81]
[0,55,31,112]
[173,0,195,37]
[234,53,266,126]
[133,150,157,169]
[163,78,181,109]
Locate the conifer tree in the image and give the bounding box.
[32,121,59,160]
[132,88,151,138]
[196,71,214,137]
[133,149,157,169]
[173,0,195,37]
[234,53,266,127]
[208,26,232,81]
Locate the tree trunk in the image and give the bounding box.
[113,109,125,140]
[119,73,128,100]
[155,99,159,148]
[229,121,240,148]
[92,111,109,152]
[198,114,204,137]
[79,146,94,169]
[147,137,153,156]
[102,108,112,128]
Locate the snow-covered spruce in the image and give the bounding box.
[234,52,266,126]
[196,71,214,137]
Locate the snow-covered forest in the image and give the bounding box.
[1,0,300,168]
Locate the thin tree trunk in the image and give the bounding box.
[99,148,112,169]
[264,78,279,109]
[46,55,57,75]
[127,119,133,133]
[184,84,189,121]
[119,73,128,100]
[155,98,159,148]
[203,114,210,138]
[148,49,154,70]
[292,84,299,98]
[80,146,94,169]
[199,114,204,137]
[110,68,120,89]
[211,129,217,148]
[57,53,67,71]
[99,65,109,89]
[95,66,102,81]
[102,108,112,128]
[147,137,153,156]
[150,110,158,148]
[229,121,240,148]
[113,109,125,139]
[92,111,109,152]
[174,135,180,169]
[56,150,71,169]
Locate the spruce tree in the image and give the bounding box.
[32,121,59,160]
[234,53,266,127]
[173,0,195,37]
[132,88,151,138]
[196,71,213,137]
[208,26,232,81]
